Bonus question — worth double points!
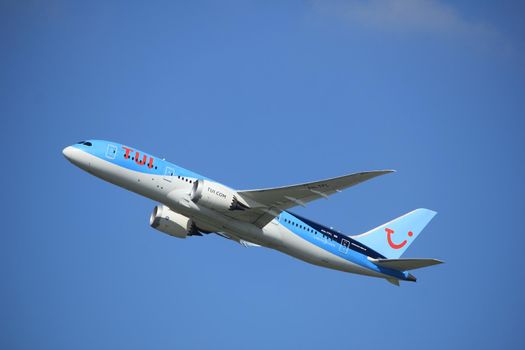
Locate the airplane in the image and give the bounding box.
[63,140,443,285]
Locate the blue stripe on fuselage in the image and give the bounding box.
[72,139,209,180]
[278,212,408,280]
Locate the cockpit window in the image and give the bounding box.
[83,142,92,146]
[77,141,85,144]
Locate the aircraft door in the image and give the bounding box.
[164,167,175,182]
[106,144,117,159]
[339,239,350,254]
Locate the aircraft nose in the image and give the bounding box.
[62,145,85,166]
[62,144,91,170]
[62,146,75,160]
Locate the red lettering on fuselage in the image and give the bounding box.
[135,152,147,165]
[121,147,155,169]
[123,146,133,159]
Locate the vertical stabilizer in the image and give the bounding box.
[352,209,437,259]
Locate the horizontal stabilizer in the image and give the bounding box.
[369,258,444,271]
[385,278,400,286]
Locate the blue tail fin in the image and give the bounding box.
[352,209,437,259]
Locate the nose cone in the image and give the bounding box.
[62,146,75,160]
[62,145,90,170]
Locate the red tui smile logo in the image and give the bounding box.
[386,228,413,249]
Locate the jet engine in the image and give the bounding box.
[149,205,198,239]
[190,179,249,211]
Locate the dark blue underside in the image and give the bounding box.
[287,212,386,259]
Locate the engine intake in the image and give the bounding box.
[190,179,249,211]
[149,205,198,239]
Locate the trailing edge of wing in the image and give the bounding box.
[238,170,395,200]
[239,239,261,248]
[233,170,394,228]
[215,232,261,247]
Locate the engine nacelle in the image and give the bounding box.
[190,179,249,211]
[149,205,197,239]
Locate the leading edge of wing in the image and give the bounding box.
[233,169,395,228]
[238,169,395,194]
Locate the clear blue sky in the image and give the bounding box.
[2,1,524,349]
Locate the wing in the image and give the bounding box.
[230,170,394,228]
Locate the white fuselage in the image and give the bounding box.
[64,144,390,280]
